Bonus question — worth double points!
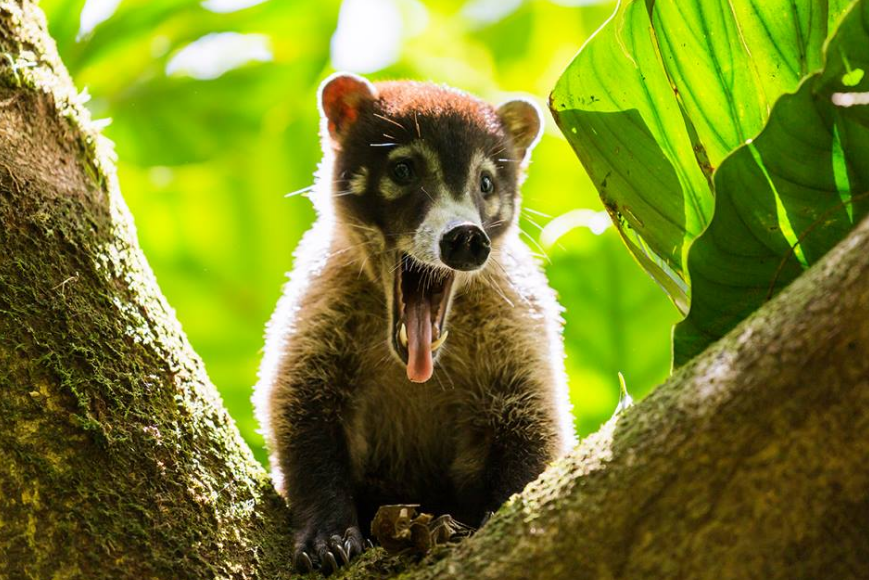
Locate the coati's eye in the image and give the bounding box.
[391,160,415,185]
[480,173,495,197]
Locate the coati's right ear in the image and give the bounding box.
[318,72,377,146]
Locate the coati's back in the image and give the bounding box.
[254,73,575,575]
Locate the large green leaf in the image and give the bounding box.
[550,0,714,312]
[551,0,863,364]
[675,0,869,364]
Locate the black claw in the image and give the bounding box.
[345,538,361,558]
[335,544,350,566]
[324,551,339,574]
[328,534,350,566]
[295,551,314,574]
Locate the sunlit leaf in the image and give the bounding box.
[674,0,869,364]
[551,0,863,366]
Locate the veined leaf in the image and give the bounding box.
[551,0,862,365]
[675,0,869,364]
[550,0,714,313]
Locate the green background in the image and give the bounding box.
[42,0,680,464]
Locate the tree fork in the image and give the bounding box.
[1,1,867,579]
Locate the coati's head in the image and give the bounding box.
[317,72,542,384]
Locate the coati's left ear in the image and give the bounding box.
[497,99,543,162]
[319,72,378,146]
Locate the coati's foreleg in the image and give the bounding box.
[480,412,553,513]
[453,382,557,524]
[278,396,365,575]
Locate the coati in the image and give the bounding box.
[254,72,576,575]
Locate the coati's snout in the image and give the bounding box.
[439,223,491,271]
[317,72,543,384]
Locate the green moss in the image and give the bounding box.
[0,2,296,579]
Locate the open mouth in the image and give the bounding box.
[392,255,455,383]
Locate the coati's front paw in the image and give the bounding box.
[293,525,366,576]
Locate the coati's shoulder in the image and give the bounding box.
[253,216,377,442]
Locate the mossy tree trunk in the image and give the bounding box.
[0,2,294,579]
[1,2,867,579]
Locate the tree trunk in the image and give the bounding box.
[1,2,867,579]
[0,3,295,579]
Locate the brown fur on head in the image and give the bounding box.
[315,72,543,382]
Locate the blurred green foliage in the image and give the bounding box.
[42,0,679,464]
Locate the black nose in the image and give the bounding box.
[439,224,491,271]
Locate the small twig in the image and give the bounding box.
[53,272,80,298]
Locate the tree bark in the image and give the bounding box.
[0,3,295,579]
[1,2,867,579]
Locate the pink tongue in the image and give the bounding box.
[405,292,433,383]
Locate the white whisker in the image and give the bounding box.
[523,215,545,231]
[285,185,314,197]
[522,206,551,218]
[519,227,551,264]
[357,254,370,279]
[345,221,379,234]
